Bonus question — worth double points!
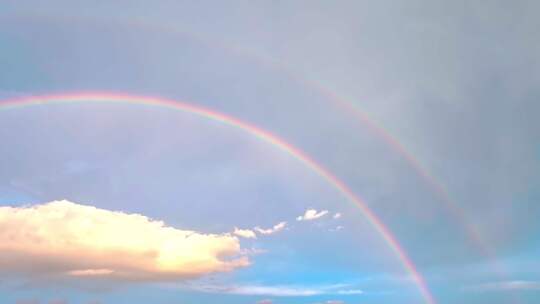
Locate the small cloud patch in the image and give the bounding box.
[297,209,329,221]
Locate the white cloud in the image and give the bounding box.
[466,280,540,292]
[233,227,257,239]
[231,285,319,296]
[240,248,268,256]
[329,226,344,232]
[336,289,362,294]
[0,200,249,282]
[194,283,362,297]
[254,221,287,235]
[256,300,273,304]
[333,213,341,219]
[296,209,328,221]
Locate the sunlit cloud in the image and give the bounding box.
[67,269,114,277]
[296,209,328,221]
[0,200,249,282]
[233,227,257,239]
[254,221,287,235]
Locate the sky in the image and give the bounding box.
[0,1,539,303]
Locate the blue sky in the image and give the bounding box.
[0,1,539,304]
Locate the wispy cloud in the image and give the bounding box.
[15,300,39,304]
[296,209,328,221]
[333,213,341,219]
[193,283,362,297]
[329,226,344,232]
[254,221,287,235]
[68,269,114,277]
[233,227,257,239]
[0,200,249,282]
[240,248,268,256]
[465,280,540,292]
[16,300,70,304]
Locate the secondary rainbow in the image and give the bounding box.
[128,18,492,258]
[10,12,491,260]
[0,92,436,304]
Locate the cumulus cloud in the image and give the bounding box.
[233,227,257,239]
[254,221,287,235]
[0,200,249,282]
[296,209,328,221]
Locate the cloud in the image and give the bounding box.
[257,300,273,304]
[254,221,287,235]
[194,283,362,297]
[466,280,540,292]
[15,300,72,304]
[233,227,257,239]
[336,289,362,295]
[240,248,268,256]
[296,209,328,221]
[0,200,249,282]
[67,269,114,276]
[333,213,341,219]
[329,226,344,232]
[227,285,320,296]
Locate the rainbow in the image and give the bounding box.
[3,13,491,265]
[305,83,491,253]
[119,17,493,258]
[0,92,436,304]
[5,12,490,260]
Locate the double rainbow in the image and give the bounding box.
[0,92,436,304]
